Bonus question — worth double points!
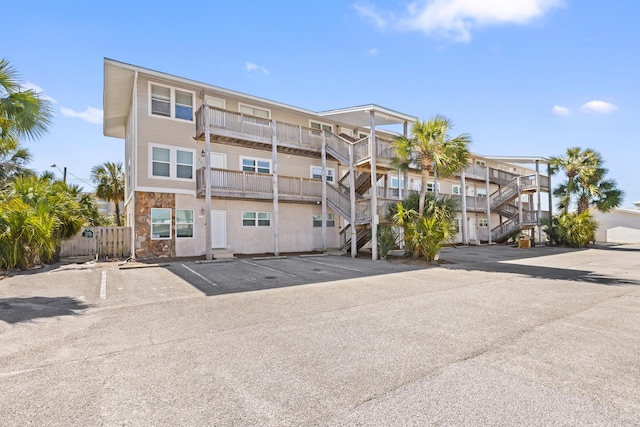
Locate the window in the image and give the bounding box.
[175,91,193,120]
[150,145,194,180]
[426,182,440,192]
[478,218,488,228]
[239,103,270,119]
[310,121,333,135]
[475,160,486,167]
[176,150,193,179]
[390,177,405,189]
[241,157,271,174]
[242,211,271,227]
[152,147,170,177]
[452,185,462,195]
[310,166,334,182]
[477,189,487,198]
[313,213,335,227]
[151,208,171,239]
[149,83,194,121]
[176,210,194,238]
[151,85,171,117]
[454,218,461,233]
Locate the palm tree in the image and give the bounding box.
[91,162,125,226]
[549,147,622,214]
[0,58,53,145]
[392,115,471,217]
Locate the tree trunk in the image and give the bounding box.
[418,168,429,217]
[114,200,121,226]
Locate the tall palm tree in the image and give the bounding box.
[549,147,622,214]
[91,161,125,226]
[0,58,53,145]
[392,115,471,216]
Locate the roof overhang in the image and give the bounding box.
[318,105,418,128]
[104,60,136,139]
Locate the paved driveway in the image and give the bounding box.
[1,245,639,425]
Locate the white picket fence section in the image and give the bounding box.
[60,227,131,259]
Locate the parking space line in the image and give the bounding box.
[297,258,363,272]
[240,259,297,277]
[100,269,107,300]
[182,264,218,286]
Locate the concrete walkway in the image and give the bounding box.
[0,244,638,425]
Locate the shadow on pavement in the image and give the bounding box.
[164,257,428,297]
[440,246,640,287]
[0,297,89,324]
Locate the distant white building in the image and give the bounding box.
[592,205,640,243]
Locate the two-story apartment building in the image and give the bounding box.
[103,58,551,260]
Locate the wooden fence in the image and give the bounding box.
[60,227,131,259]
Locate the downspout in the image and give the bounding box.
[272,119,279,256]
[370,110,378,261]
[204,104,212,261]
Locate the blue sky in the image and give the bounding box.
[4,0,639,207]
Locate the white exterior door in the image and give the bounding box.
[468,217,477,241]
[210,210,226,249]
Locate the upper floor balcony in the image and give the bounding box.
[195,105,397,167]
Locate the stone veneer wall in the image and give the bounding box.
[134,192,176,259]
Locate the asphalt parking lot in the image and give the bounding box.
[1,245,639,426]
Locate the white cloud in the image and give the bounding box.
[245,62,269,75]
[368,47,379,56]
[551,105,571,116]
[354,4,389,28]
[60,106,103,124]
[359,0,564,42]
[21,81,58,103]
[580,100,617,114]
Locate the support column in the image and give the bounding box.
[461,170,468,245]
[204,104,212,261]
[518,177,523,228]
[321,131,327,252]
[349,142,357,258]
[370,110,378,261]
[548,163,554,244]
[536,160,542,244]
[271,120,279,256]
[486,167,492,245]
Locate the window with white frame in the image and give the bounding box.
[176,209,194,238]
[390,176,405,189]
[241,157,271,174]
[452,185,462,195]
[454,218,461,233]
[239,103,270,119]
[478,218,488,227]
[242,211,271,227]
[150,145,194,180]
[151,208,171,239]
[313,213,335,227]
[310,166,334,182]
[310,121,333,135]
[149,83,194,121]
[426,182,440,192]
[475,160,486,167]
[477,188,487,198]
